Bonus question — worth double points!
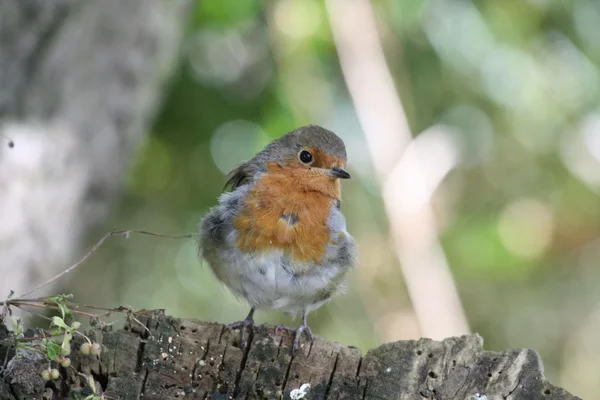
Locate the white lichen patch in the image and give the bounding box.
[290,383,311,399]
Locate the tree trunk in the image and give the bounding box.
[0,0,188,298]
[0,310,580,400]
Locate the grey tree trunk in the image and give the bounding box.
[0,311,580,399]
[0,0,188,297]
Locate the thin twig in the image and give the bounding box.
[128,313,152,336]
[10,300,136,320]
[6,334,52,343]
[0,298,150,325]
[12,304,52,321]
[6,298,53,303]
[10,301,100,318]
[20,229,194,298]
[64,303,130,312]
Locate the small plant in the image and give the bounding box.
[4,295,112,398]
[0,228,194,397]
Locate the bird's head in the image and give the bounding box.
[226,125,351,198]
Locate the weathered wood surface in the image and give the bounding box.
[0,310,580,399]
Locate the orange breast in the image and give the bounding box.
[233,164,340,264]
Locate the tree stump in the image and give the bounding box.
[0,310,580,399]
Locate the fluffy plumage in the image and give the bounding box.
[198,125,358,349]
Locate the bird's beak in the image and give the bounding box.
[329,166,351,179]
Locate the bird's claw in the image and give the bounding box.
[275,324,314,351]
[293,324,314,351]
[227,318,253,350]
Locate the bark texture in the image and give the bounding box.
[0,0,188,297]
[0,311,581,399]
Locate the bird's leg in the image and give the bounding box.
[275,310,314,351]
[227,308,255,349]
[293,311,314,350]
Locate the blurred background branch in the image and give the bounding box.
[325,0,469,339]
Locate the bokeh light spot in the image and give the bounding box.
[274,0,321,40]
[187,29,249,85]
[210,120,270,175]
[497,198,554,260]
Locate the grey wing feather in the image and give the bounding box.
[224,162,257,191]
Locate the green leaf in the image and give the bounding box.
[46,294,73,303]
[11,317,24,338]
[57,303,74,321]
[61,333,72,352]
[58,304,66,319]
[51,316,69,330]
[46,341,61,361]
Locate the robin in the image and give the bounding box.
[198,125,358,350]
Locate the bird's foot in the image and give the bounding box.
[227,313,254,350]
[275,323,314,351]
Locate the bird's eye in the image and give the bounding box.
[299,150,313,164]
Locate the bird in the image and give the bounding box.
[198,125,358,351]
